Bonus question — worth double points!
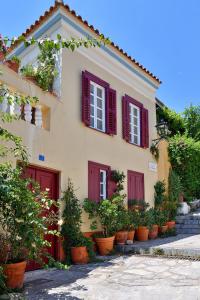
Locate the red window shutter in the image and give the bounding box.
[82,71,90,126]
[122,96,130,142]
[88,162,100,202]
[141,108,149,148]
[106,88,117,135]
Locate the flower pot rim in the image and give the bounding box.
[71,246,87,249]
[2,260,26,266]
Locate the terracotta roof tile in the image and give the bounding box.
[9,1,161,84]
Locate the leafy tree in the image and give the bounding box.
[183,104,200,141]
[156,106,185,137]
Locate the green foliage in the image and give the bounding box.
[35,43,58,91]
[168,169,182,202]
[61,180,94,263]
[0,164,59,264]
[20,64,36,78]
[128,199,149,212]
[183,105,200,141]
[150,143,159,160]
[83,196,124,237]
[10,55,21,64]
[154,180,166,208]
[44,255,69,270]
[0,266,7,296]
[168,135,200,201]
[154,209,168,227]
[156,106,185,137]
[110,170,126,195]
[137,208,155,230]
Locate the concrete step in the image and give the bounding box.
[176,228,200,234]
[116,234,200,259]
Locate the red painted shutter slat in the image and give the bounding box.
[106,88,117,135]
[88,162,100,202]
[82,71,90,126]
[141,108,149,148]
[122,96,130,142]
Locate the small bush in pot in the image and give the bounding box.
[115,209,130,245]
[61,180,94,264]
[83,196,122,255]
[147,208,158,239]
[137,209,155,241]
[0,164,59,289]
[155,210,168,234]
[5,56,21,73]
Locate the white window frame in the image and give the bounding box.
[129,103,141,146]
[90,81,106,132]
[100,170,107,200]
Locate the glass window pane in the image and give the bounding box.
[90,84,94,94]
[90,116,94,127]
[97,119,103,130]
[134,126,138,135]
[97,98,102,108]
[97,109,102,119]
[90,106,94,116]
[97,88,102,98]
[134,108,138,116]
[134,135,138,144]
[134,118,137,125]
[90,95,94,105]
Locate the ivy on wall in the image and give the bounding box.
[168,134,200,201]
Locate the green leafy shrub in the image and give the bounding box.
[183,105,200,141]
[154,180,166,208]
[0,266,7,296]
[61,180,94,263]
[155,209,168,227]
[157,106,185,137]
[168,135,200,201]
[0,164,59,265]
[83,196,124,237]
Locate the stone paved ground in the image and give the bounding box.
[24,255,200,300]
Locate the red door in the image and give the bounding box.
[128,170,144,202]
[24,166,59,271]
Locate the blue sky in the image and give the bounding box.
[0,0,199,112]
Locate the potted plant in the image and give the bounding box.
[155,209,168,233]
[83,196,121,255]
[115,209,130,245]
[0,164,59,289]
[148,208,158,239]
[5,56,21,73]
[20,64,37,82]
[136,208,156,241]
[127,210,140,241]
[128,199,149,212]
[61,180,94,264]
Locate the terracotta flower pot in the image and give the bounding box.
[149,224,158,239]
[71,246,89,264]
[95,236,115,255]
[166,221,175,229]
[83,232,96,252]
[127,230,135,241]
[137,226,149,241]
[0,51,5,61]
[115,231,128,245]
[5,60,19,73]
[158,225,168,233]
[3,261,27,289]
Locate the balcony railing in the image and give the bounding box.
[0,96,49,130]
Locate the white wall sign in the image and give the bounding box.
[149,162,157,172]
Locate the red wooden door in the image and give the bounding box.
[128,170,144,201]
[24,166,59,271]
